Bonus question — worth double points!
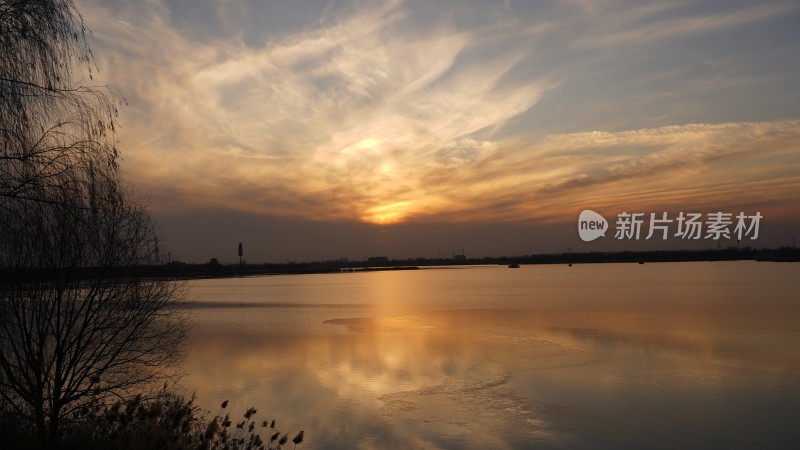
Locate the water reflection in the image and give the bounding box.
[179,263,800,449]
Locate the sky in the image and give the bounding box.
[76,0,800,263]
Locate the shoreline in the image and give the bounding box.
[146,246,799,280]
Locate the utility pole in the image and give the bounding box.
[238,242,243,273]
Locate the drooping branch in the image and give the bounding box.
[0,2,186,448]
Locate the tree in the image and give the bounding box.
[1,0,120,204]
[0,1,186,448]
[0,174,187,448]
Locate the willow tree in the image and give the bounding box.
[0,1,185,448]
[1,0,121,197]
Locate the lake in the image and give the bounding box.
[177,261,800,449]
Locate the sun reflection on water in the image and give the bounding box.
[179,262,800,449]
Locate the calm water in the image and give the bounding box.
[178,261,800,449]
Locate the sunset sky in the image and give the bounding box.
[78,0,800,262]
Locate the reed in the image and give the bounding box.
[0,392,304,450]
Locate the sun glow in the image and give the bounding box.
[364,201,415,224]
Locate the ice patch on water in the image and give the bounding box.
[378,371,563,445]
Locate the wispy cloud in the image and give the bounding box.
[575,2,799,48]
[83,0,551,221]
[417,121,800,221]
[79,0,800,227]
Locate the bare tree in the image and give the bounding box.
[0,176,187,448]
[0,1,186,448]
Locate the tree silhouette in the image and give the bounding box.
[0,1,185,448]
[1,0,121,205]
[0,178,186,448]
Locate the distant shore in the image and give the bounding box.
[139,246,799,280]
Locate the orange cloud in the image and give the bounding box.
[81,0,800,226]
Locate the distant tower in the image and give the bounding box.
[238,242,243,267]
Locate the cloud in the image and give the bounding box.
[79,0,800,228]
[82,0,551,221]
[575,2,799,49]
[426,121,800,222]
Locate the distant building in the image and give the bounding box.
[367,256,389,264]
[453,254,467,262]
